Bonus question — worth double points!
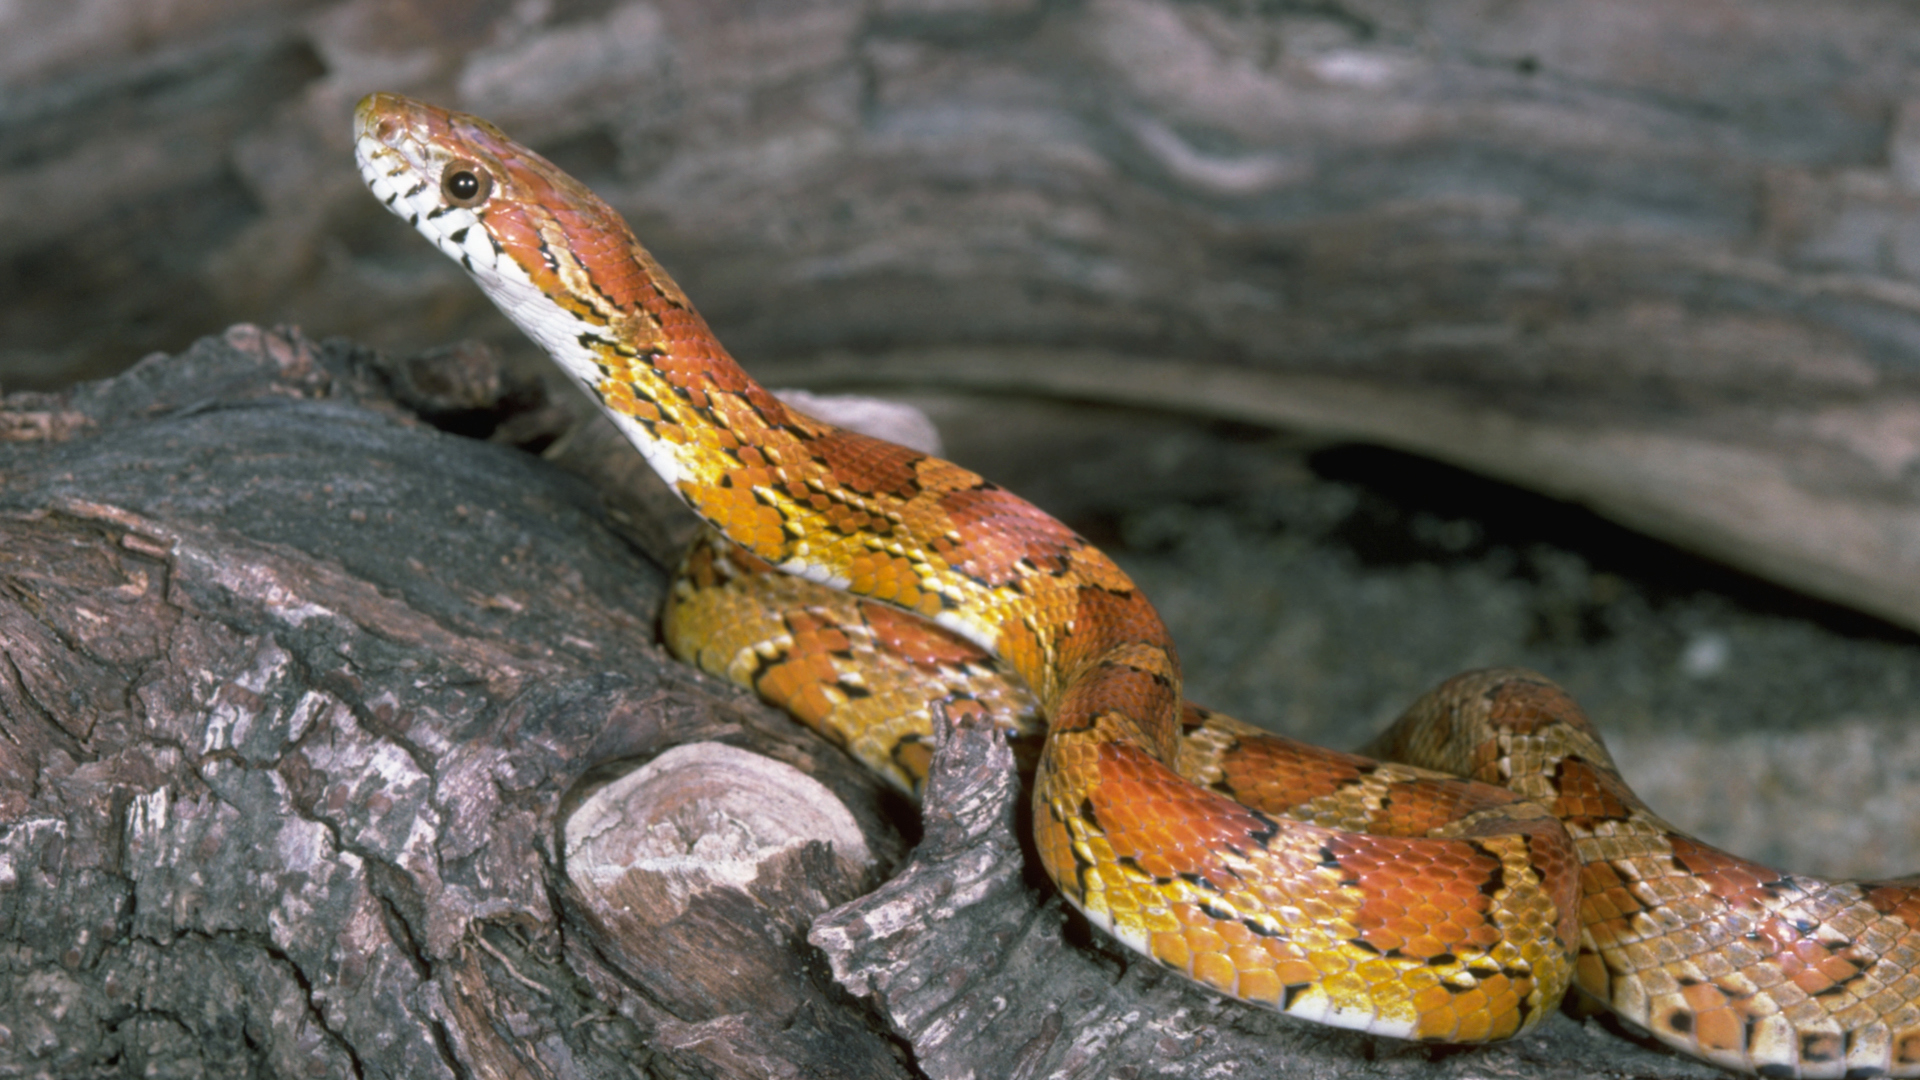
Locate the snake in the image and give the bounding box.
[354,91,1920,1078]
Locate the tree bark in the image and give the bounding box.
[0,327,913,1079]
[9,3,1920,1073]
[0,326,1728,1078]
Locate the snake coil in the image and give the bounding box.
[356,91,1920,1078]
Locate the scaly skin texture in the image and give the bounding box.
[673,543,1920,1079]
[350,93,1920,1073]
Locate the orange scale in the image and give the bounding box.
[1354,957,1407,987]
[888,577,923,609]
[1412,983,1455,1017]
[1694,1007,1746,1053]
[1192,952,1237,994]
[1768,947,1807,976]
[1682,979,1730,1012]
[1792,967,1837,996]
[1137,903,1182,934]
[1574,952,1612,995]
[1096,800,1149,836]
[845,563,879,594]
[1350,860,1401,888]
[1461,923,1504,950]
[1163,820,1224,856]
[1582,914,1633,945]
[1428,856,1479,887]
[1151,931,1192,970]
[796,683,841,724]
[1579,859,1629,889]
[1248,885,1299,916]
[1425,864,1479,895]
[1453,1004,1501,1044]
[1236,932,1298,963]
[1133,853,1181,881]
[1349,848,1401,876]
[1229,941,1284,971]
[1235,968,1284,1006]
[1355,898,1411,930]
[1817,954,1863,983]
[1320,970,1371,1000]
[750,654,803,697]
[1790,938,1837,964]
[1384,916,1430,942]
[1311,949,1357,977]
[1213,919,1255,947]
[789,625,848,657]
[1358,928,1407,954]
[1449,986,1489,1019]
[1579,889,1629,922]
[1441,908,1496,939]
[1183,925,1227,957]
[1169,900,1205,926]
[1093,862,1139,893]
[1362,874,1415,903]
[1274,958,1322,986]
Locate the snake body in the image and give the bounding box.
[355,92,1920,1077]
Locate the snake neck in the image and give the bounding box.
[354,95,1186,758]
[569,310,1186,758]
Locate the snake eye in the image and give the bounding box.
[441,160,492,207]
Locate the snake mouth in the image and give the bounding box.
[351,95,418,213]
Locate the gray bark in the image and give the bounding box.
[8,2,1920,1074]
[0,327,910,1079]
[0,327,1729,1077]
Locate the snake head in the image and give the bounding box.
[354,93,526,280]
[352,92,773,498]
[352,92,695,363]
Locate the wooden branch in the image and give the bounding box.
[0,325,1728,1077]
[0,326,909,1079]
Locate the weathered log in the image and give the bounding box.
[1,325,1781,1078]
[0,326,915,1079]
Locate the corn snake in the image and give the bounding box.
[354,92,1920,1077]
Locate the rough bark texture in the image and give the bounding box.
[11,3,1920,1075]
[8,0,1920,635]
[0,327,915,1079]
[0,327,1742,1078]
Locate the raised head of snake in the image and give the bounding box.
[354,92,1579,1049]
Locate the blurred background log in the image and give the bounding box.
[7,0,1920,629]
